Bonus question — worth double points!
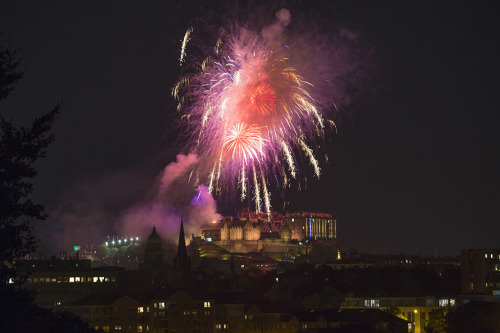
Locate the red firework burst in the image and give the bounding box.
[250,82,276,116]
[223,123,265,162]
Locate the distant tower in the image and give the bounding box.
[279,224,292,242]
[173,217,191,272]
[140,225,165,270]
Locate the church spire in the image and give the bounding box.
[173,216,190,272]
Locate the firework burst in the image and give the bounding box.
[172,8,356,214]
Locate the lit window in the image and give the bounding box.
[216,324,221,329]
[137,325,143,332]
[75,277,80,282]
[105,277,110,282]
[204,301,211,308]
[93,277,98,282]
[159,302,165,309]
[99,277,104,282]
[223,324,227,329]
[153,302,157,308]
[115,326,122,330]
[138,307,144,313]
[69,277,75,283]
[438,299,449,306]
[491,254,494,258]
[146,306,150,312]
[103,327,110,333]
[364,299,380,307]
[485,254,488,259]
[450,299,455,306]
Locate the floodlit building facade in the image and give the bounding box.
[461,248,500,295]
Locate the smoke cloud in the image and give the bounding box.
[121,153,221,245]
[45,153,221,255]
[261,8,291,42]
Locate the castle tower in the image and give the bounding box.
[279,224,292,242]
[173,217,191,272]
[220,220,230,241]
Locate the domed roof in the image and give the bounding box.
[147,226,162,244]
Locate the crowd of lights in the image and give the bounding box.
[104,236,140,247]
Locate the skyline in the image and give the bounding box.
[0,0,498,256]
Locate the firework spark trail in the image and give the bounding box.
[180,27,194,65]
[172,8,358,211]
[252,166,261,213]
[299,138,321,178]
[281,141,296,179]
[261,171,271,219]
[240,165,247,200]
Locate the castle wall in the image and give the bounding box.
[229,227,243,240]
[220,224,229,241]
[243,226,260,241]
[213,240,307,255]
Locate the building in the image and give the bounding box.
[19,258,118,309]
[342,296,458,333]
[200,210,339,256]
[461,249,500,295]
[139,226,166,272]
[149,290,409,333]
[63,295,151,333]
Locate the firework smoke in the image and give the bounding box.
[47,154,221,254]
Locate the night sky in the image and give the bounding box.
[1,0,498,256]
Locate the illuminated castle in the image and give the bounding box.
[201,209,336,254]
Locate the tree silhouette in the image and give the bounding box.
[0,45,96,333]
[0,46,59,285]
